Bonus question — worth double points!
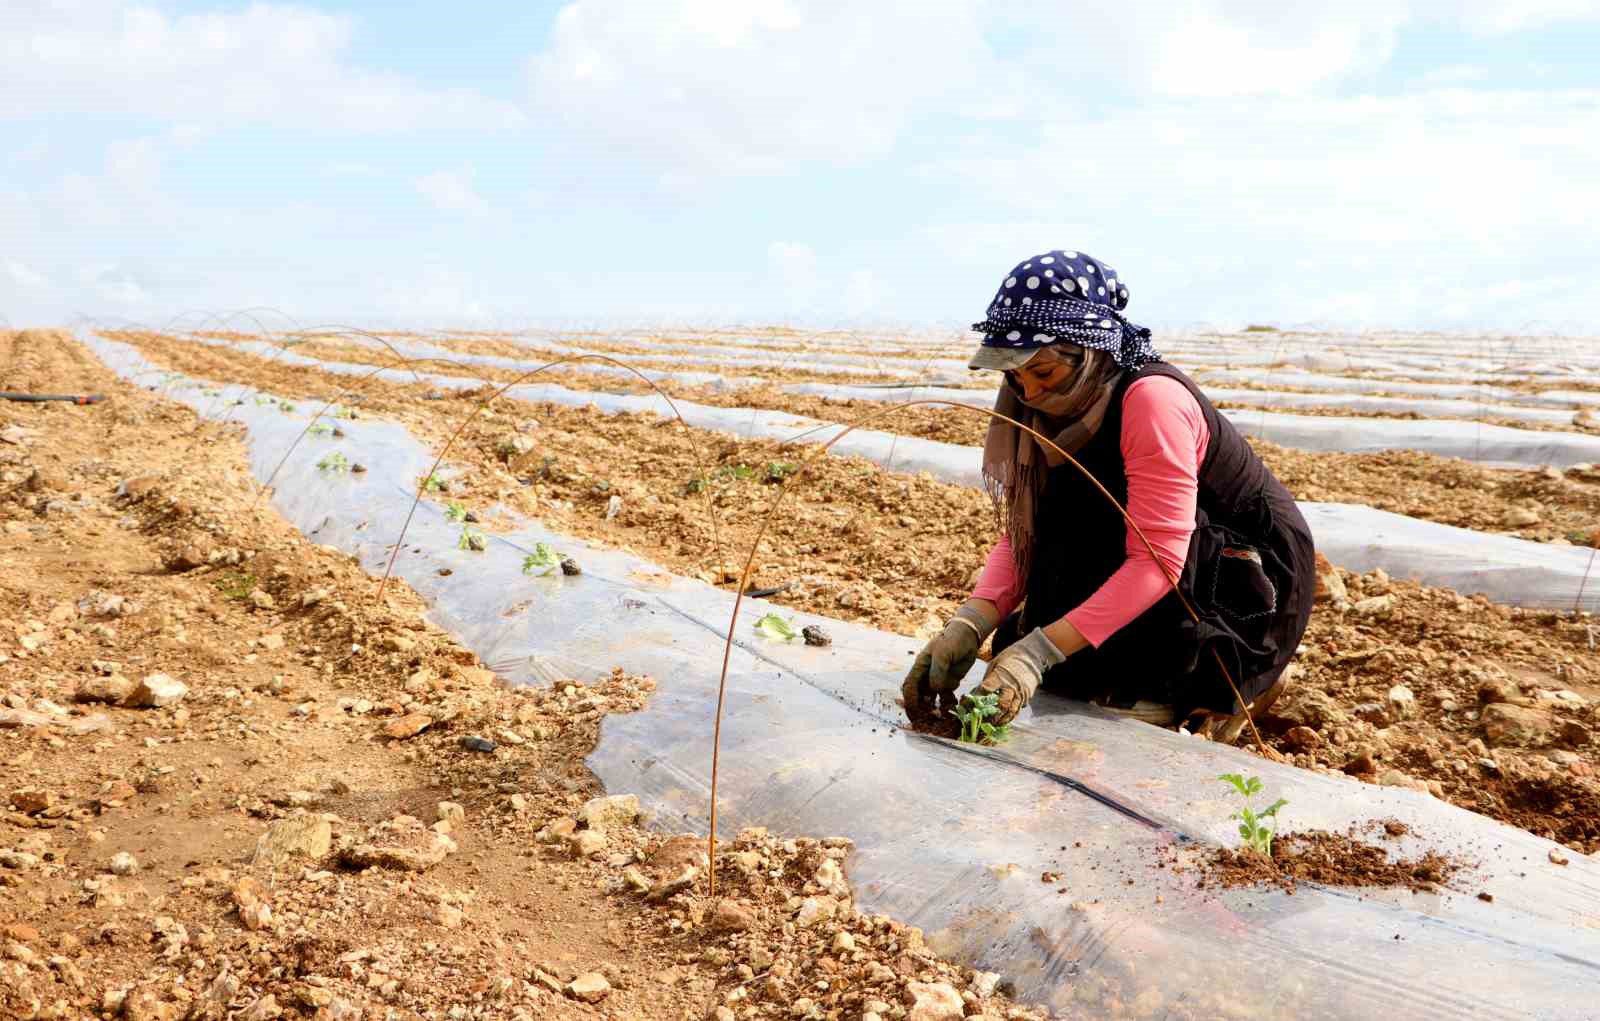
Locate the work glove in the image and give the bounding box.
[902,602,996,718]
[969,628,1065,727]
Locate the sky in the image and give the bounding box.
[3,1,1599,333]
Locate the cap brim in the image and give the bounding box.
[968,344,1040,371]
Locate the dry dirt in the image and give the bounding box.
[97,328,1600,861]
[1,329,1043,1021]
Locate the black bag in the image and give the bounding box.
[1174,505,1290,709]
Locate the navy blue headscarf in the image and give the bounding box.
[970,249,1161,372]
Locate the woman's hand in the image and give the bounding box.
[972,628,1066,726]
[902,601,997,718]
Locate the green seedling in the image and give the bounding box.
[753,613,799,642]
[212,571,258,602]
[253,395,277,406]
[316,452,350,473]
[1218,773,1288,856]
[423,473,446,493]
[307,422,335,437]
[953,691,1009,745]
[333,406,357,420]
[521,542,561,576]
[277,400,296,412]
[444,501,468,523]
[764,461,796,483]
[457,526,486,552]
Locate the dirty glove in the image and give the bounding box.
[902,602,996,718]
[971,628,1065,726]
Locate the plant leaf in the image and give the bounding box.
[521,542,560,576]
[753,613,799,642]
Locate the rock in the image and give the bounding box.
[1477,679,1526,706]
[1482,703,1571,749]
[1506,506,1542,527]
[338,816,457,872]
[1272,685,1344,731]
[122,985,176,1021]
[814,857,848,896]
[1352,594,1394,616]
[1386,685,1417,721]
[568,972,610,1004]
[579,794,640,833]
[831,931,855,952]
[802,624,832,647]
[123,673,187,708]
[435,801,465,826]
[622,866,652,893]
[9,789,54,815]
[648,865,699,902]
[971,971,1001,998]
[711,1008,736,1021]
[560,556,582,576]
[1377,769,1428,793]
[435,903,464,928]
[537,817,578,844]
[108,852,138,876]
[383,713,433,740]
[794,896,838,928]
[75,674,135,704]
[708,899,757,934]
[458,734,496,753]
[904,981,965,1021]
[1550,848,1571,866]
[253,815,333,866]
[1342,751,1377,776]
[237,994,280,1021]
[239,901,273,931]
[569,830,608,858]
[1313,554,1348,604]
[232,877,267,911]
[1281,725,1323,752]
[247,588,276,611]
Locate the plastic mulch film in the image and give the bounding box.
[85,332,1600,1019]
[147,335,1600,612]
[1189,368,1600,410]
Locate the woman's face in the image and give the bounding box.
[1007,348,1078,403]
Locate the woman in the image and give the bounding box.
[903,250,1316,737]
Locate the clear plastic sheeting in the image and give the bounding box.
[83,333,1600,1019]
[1190,367,1600,410]
[117,335,1600,612]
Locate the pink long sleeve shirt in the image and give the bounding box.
[971,375,1211,647]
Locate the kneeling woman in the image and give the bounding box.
[903,250,1316,736]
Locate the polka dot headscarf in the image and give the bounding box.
[971,249,1161,371]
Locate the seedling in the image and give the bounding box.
[753,613,799,642]
[457,526,486,552]
[953,691,1009,745]
[332,406,357,420]
[277,400,296,412]
[521,542,561,576]
[423,473,446,493]
[1218,773,1288,856]
[316,452,350,473]
[444,501,468,523]
[253,395,277,407]
[763,461,796,483]
[307,422,335,437]
[212,571,258,602]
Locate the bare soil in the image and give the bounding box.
[1194,824,1466,895]
[1,330,1039,1021]
[93,329,1600,857]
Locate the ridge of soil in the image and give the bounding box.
[1,329,1041,1021]
[95,329,1600,858]
[1193,822,1466,895]
[148,330,1600,545]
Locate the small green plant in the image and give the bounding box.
[253,394,277,406]
[277,400,296,412]
[753,613,799,642]
[953,691,1009,745]
[444,501,468,523]
[213,571,258,602]
[1218,774,1288,856]
[521,542,561,576]
[316,452,350,473]
[457,526,486,552]
[423,473,446,493]
[764,460,796,483]
[333,406,357,420]
[307,422,335,437]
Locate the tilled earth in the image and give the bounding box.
[136,331,1600,546]
[0,330,1041,1021]
[97,328,1600,859]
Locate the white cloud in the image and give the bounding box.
[415,168,490,218]
[2,259,49,289]
[527,0,988,173]
[0,1,524,132]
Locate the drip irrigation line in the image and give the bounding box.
[0,392,105,404]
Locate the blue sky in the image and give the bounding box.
[3,1,1599,333]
